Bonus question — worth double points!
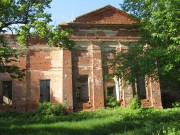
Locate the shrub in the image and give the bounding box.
[172,102,180,108]
[128,95,142,109]
[106,96,119,108]
[37,102,67,116]
[0,111,19,118]
[155,126,177,135]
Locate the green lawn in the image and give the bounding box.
[0,108,180,135]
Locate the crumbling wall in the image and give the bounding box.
[0,44,67,112]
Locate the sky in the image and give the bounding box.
[46,0,124,26]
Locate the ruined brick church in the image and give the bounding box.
[0,5,163,112]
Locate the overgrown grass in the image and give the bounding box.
[0,107,180,135]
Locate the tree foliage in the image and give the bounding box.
[0,37,25,78]
[109,0,180,84]
[0,0,74,78]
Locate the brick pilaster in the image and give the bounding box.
[149,78,162,108]
[91,44,104,109]
[62,49,73,109]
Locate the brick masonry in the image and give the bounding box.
[0,5,163,112]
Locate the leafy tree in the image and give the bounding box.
[0,0,74,78]
[0,37,25,78]
[109,0,180,86]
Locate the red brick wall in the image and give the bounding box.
[74,5,137,24]
[91,45,104,109]
[0,47,65,112]
[62,50,73,110]
[0,5,163,112]
[72,47,93,110]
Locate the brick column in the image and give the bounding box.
[121,84,134,107]
[62,49,73,110]
[26,51,31,111]
[148,77,162,108]
[91,44,104,109]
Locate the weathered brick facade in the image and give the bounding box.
[0,5,162,112]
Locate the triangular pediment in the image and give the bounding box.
[73,5,137,24]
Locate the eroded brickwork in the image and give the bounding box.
[0,5,163,112]
[0,47,65,112]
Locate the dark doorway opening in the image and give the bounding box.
[2,81,12,105]
[137,77,146,99]
[40,80,50,103]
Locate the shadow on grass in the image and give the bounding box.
[0,108,180,135]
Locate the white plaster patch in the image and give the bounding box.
[95,78,101,85]
[45,56,50,59]
[50,50,63,68]
[80,29,118,37]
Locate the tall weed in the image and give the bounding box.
[172,102,180,108]
[37,102,67,116]
[128,95,142,109]
[106,96,119,108]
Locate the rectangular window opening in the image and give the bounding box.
[76,75,89,102]
[137,77,146,99]
[2,81,12,105]
[40,80,50,103]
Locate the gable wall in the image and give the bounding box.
[69,24,162,110]
[74,5,137,24]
